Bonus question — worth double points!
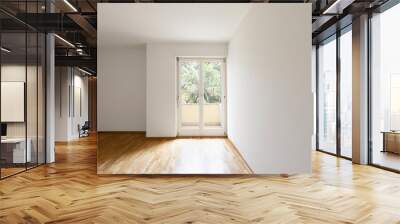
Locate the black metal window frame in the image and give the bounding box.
[315,23,353,161]
[316,0,400,173]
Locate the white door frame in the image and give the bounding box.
[177,57,226,136]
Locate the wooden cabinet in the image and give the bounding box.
[382,132,400,154]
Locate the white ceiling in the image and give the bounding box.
[98,3,251,47]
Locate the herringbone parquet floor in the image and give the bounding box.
[1,135,400,223]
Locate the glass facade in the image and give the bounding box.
[317,36,337,154]
[316,27,353,159]
[0,1,46,179]
[340,28,352,158]
[370,3,400,171]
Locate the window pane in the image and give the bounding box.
[181,61,200,104]
[371,3,400,171]
[180,61,200,126]
[318,37,337,154]
[1,31,27,178]
[203,61,222,104]
[340,29,352,158]
[38,33,46,165]
[27,31,38,169]
[203,61,222,127]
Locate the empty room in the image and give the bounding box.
[97,3,312,174]
[1,1,400,223]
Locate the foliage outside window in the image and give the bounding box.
[180,61,222,104]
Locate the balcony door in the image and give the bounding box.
[178,58,226,136]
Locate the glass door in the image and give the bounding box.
[317,36,337,155]
[178,59,201,132]
[178,58,226,136]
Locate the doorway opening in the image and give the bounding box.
[54,67,97,142]
[177,57,226,136]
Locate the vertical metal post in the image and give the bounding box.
[37,0,39,167]
[0,24,2,179]
[316,45,320,150]
[336,29,342,157]
[367,11,373,165]
[25,0,28,171]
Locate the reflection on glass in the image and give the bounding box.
[1,32,27,177]
[318,37,337,154]
[38,33,46,165]
[371,3,400,171]
[180,61,200,126]
[27,32,38,169]
[390,75,400,130]
[203,61,222,127]
[0,1,47,178]
[340,29,352,158]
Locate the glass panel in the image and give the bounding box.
[38,33,46,164]
[26,1,39,169]
[371,4,400,171]
[318,37,337,154]
[0,1,46,178]
[180,61,200,127]
[203,61,222,127]
[27,31,38,169]
[1,31,27,178]
[312,46,317,150]
[390,75,400,130]
[340,29,352,158]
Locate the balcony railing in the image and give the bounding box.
[181,103,222,126]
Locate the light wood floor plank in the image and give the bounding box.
[0,134,400,223]
[97,132,252,174]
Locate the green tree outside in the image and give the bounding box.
[180,61,221,104]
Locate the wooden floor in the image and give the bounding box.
[0,167,26,178]
[372,150,400,171]
[1,135,400,223]
[1,163,46,179]
[97,132,252,174]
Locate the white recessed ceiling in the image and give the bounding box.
[98,3,251,47]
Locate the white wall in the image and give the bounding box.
[1,64,47,163]
[71,74,89,138]
[146,43,227,137]
[227,4,312,173]
[55,67,70,141]
[55,67,89,141]
[75,74,89,123]
[97,46,147,131]
[97,42,226,136]
[97,4,313,173]
[1,65,41,138]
